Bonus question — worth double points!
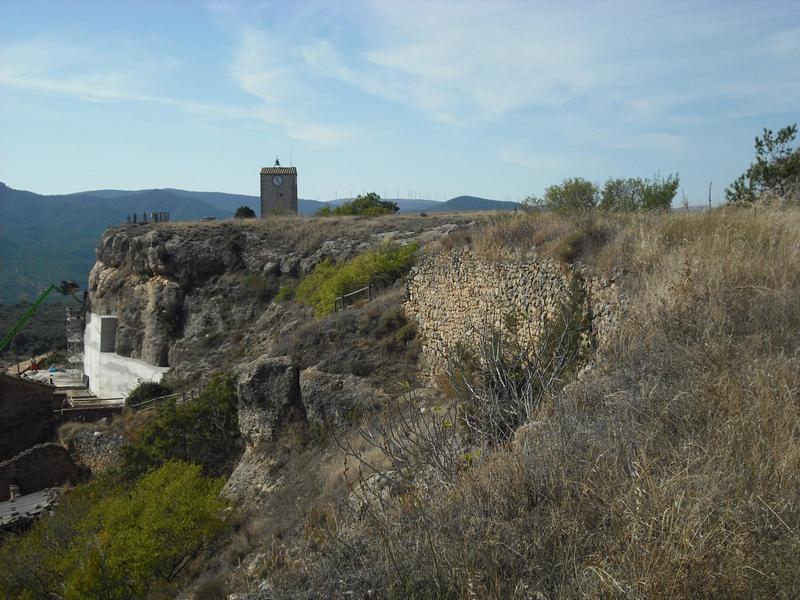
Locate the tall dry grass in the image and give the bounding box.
[264,207,800,599]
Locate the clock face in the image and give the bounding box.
[272,175,283,187]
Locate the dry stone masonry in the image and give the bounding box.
[405,247,623,375]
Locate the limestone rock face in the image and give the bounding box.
[86,216,476,381]
[299,367,387,425]
[236,355,302,447]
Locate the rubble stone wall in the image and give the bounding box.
[0,443,86,501]
[404,248,622,375]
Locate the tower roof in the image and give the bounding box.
[260,166,297,175]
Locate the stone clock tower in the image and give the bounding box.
[260,158,298,216]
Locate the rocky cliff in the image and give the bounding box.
[88,215,474,382]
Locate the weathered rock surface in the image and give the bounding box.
[299,366,387,425]
[236,355,302,447]
[0,443,87,500]
[348,470,405,515]
[88,215,475,382]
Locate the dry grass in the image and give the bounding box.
[57,408,157,446]
[265,206,800,599]
[122,212,482,257]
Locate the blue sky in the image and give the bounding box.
[1,1,797,204]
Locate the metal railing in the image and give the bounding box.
[334,283,373,312]
[128,388,201,412]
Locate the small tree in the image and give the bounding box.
[234,206,256,218]
[600,177,643,212]
[727,124,800,203]
[317,193,399,216]
[641,173,679,211]
[541,178,598,213]
[599,174,678,212]
[125,381,171,409]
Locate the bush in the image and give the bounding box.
[234,206,256,218]
[727,124,799,203]
[316,192,399,216]
[0,463,226,600]
[120,373,240,479]
[537,177,598,213]
[125,381,171,409]
[600,173,679,212]
[66,462,225,599]
[275,283,296,302]
[444,276,586,447]
[295,242,418,316]
[241,272,278,304]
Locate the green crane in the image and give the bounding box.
[0,281,81,353]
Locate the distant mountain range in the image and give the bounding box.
[0,182,518,302]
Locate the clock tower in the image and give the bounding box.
[260,158,298,216]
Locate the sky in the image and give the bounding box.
[0,1,798,204]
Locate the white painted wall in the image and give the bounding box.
[83,312,169,399]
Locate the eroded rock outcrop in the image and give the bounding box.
[299,367,387,425]
[236,355,303,447]
[88,216,475,381]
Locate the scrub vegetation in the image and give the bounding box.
[261,206,800,599]
[316,192,399,216]
[295,241,419,316]
[0,375,239,600]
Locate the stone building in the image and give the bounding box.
[260,159,298,216]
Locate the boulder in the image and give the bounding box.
[236,355,302,447]
[348,470,405,515]
[299,367,386,425]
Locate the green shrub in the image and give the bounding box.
[537,177,598,213]
[234,205,256,218]
[0,463,226,600]
[727,124,799,203]
[599,174,679,212]
[316,192,399,216]
[275,282,296,302]
[641,173,680,211]
[120,373,240,480]
[125,381,171,409]
[295,242,418,316]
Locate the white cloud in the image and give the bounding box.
[226,28,352,143]
[0,32,351,145]
[0,38,159,102]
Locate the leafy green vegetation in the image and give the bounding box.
[234,205,256,218]
[526,173,679,213]
[726,123,799,203]
[316,192,399,216]
[120,373,240,479]
[600,173,680,211]
[124,381,171,408]
[0,462,226,600]
[295,242,419,316]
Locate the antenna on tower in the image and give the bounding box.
[290,146,293,166]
